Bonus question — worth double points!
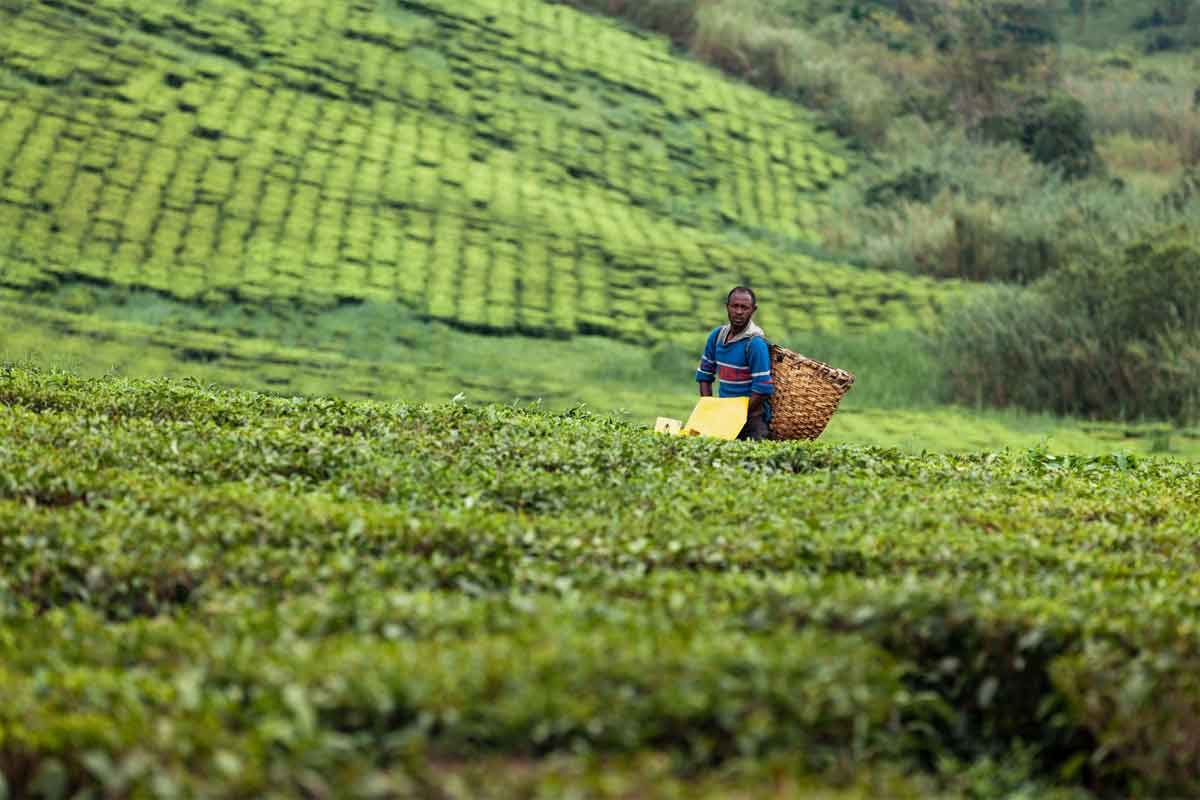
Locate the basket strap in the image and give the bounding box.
[743,334,767,364]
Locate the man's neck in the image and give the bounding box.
[728,321,749,337]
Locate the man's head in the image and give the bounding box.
[726,286,757,330]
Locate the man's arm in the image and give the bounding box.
[695,330,717,394]
[747,338,774,416]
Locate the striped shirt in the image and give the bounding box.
[695,326,774,418]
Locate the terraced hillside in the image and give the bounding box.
[0,0,958,343]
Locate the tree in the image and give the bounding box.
[930,0,1058,124]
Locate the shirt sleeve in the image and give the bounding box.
[748,338,774,395]
[695,329,717,382]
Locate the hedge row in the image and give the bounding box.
[2,367,1200,795]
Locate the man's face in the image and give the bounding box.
[726,292,755,328]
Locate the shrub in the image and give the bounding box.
[943,199,1062,282]
[939,283,1083,410]
[849,193,1064,283]
[1163,168,1200,211]
[690,2,798,92]
[1181,115,1200,167]
[1055,228,1200,342]
[863,166,941,206]
[1099,48,1137,69]
[979,91,1100,179]
[941,228,1200,422]
[1144,30,1183,53]
[926,0,1059,124]
[827,128,1089,282]
[1025,94,1100,178]
[556,0,698,44]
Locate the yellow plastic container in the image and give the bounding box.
[682,397,748,440]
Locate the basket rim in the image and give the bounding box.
[768,344,855,390]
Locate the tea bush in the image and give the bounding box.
[3,366,1200,796]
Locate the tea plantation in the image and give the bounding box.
[7,0,1185,458]
[9,282,1200,459]
[3,366,1200,797]
[0,0,958,344]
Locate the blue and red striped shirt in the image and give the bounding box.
[695,325,774,419]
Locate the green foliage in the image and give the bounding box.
[941,227,1200,422]
[1053,640,1200,792]
[3,367,1200,795]
[863,166,941,206]
[1162,166,1200,210]
[829,128,1112,283]
[1056,227,1200,337]
[920,0,1059,125]
[0,0,964,346]
[978,91,1100,179]
[942,200,1064,282]
[13,284,1200,457]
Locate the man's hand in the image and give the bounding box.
[699,381,713,398]
[748,393,767,416]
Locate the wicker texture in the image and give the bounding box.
[767,345,855,440]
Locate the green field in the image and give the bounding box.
[7,283,1200,459]
[2,0,1192,457]
[3,366,1200,797]
[0,0,958,344]
[3,1,1200,795]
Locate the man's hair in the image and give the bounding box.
[726,286,756,306]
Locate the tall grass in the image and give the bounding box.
[820,122,1188,282]
[941,229,1200,423]
[690,3,796,90]
[562,0,902,146]
[1099,131,1188,174]
[556,0,697,44]
[1066,74,1200,166]
[829,168,1199,283]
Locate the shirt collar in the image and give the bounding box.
[722,320,765,345]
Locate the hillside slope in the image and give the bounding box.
[4,367,1200,796]
[0,0,958,343]
[2,0,1197,457]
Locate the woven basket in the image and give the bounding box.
[767,345,855,440]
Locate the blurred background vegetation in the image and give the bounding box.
[1,0,1198,453]
[563,0,1200,425]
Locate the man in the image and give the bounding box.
[695,286,774,440]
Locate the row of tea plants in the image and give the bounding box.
[2,366,1199,796]
[0,0,959,344]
